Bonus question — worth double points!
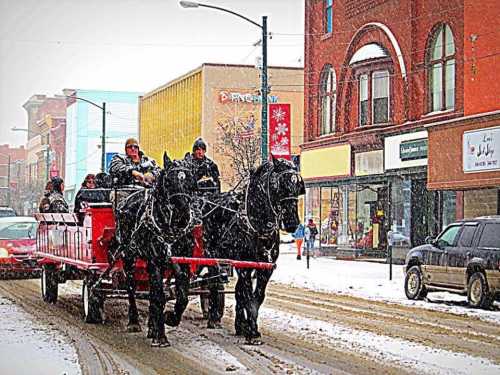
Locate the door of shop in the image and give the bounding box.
[411,179,431,247]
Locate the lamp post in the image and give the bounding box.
[65,95,107,172]
[179,1,269,162]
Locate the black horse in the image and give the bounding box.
[114,153,197,347]
[198,156,305,343]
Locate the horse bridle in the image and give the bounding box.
[244,165,301,235]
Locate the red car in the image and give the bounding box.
[0,216,39,279]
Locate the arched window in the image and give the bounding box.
[319,66,336,135]
[428,24,455,112]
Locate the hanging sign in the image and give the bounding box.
[269,103,291,160]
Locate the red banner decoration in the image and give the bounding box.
[269,103,291,160]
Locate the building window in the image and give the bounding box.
[325,0,333,33]
[320,65,336,134]
[428,24,455,112]
[358,70,390,126]
[359,74,369,126]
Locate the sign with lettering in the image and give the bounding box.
[219,91,279,105]
[463,126,500,173]
[400,139,428,161]
[269,103,291,160]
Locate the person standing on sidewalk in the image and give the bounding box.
[292,222,305,260]
[305,218,319,257]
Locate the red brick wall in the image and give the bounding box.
[463,0,500,115]
[49,118,66,178]
[304,0,464,148]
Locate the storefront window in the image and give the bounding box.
[391,178,412,248]
[442,191,457,229]
[305,186,320,223]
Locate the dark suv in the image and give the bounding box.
[404,216,500,309]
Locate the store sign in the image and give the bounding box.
[269,103,291,160]
[219,91,279,104]
[400,139,428,161]
[355,150,384,176]
[463,126,500,172]
[384,131,428,170]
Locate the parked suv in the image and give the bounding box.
[404,216,500,309]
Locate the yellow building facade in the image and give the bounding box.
[140,63,304,190]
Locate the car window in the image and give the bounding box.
[438,225,461,247]
[478,223,500,249]
[457,225,477,247]
[0,223,37,239]
[0,209,16,217]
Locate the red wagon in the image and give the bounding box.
[34,203,274,323]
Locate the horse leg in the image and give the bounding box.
[124,255,141,333]
[149,260,170,347]
[165,264,189,327]
[247,269,273,340]
[207,265,224,329]
[234,270,246,336]
[234,269,260,343]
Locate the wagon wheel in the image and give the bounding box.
[82,274,104,323]
[41,264,58,304]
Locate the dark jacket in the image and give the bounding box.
[109,152,160,186]
[186,153,221,194]
[39,191,69,213]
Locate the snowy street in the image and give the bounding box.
[0,244,498,374]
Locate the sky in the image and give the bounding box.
[0,0,304,147]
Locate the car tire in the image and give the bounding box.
[404,265,427,300]
[41,265,58,304]
[467,272,493,309]
[82,277,104,323]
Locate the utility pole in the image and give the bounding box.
[101,102,106,172]
[6,155,11,206]
[261,15,268,162]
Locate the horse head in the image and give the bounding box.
[247,155,305,234]
[155,152,197,230]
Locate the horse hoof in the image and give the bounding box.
[151,337,171,347]
[164,311,179,327]
[127,323,142,333]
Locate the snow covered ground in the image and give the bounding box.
[274,244,500,324]
[0,295,81,375]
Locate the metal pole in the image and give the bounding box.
[389,244,393,280]
[6,155,11,206]
[101,102,106,172]
[46,146,50,180]
[261,15,268,162]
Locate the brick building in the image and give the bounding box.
[301,0,494,255]
[0,144,27,212]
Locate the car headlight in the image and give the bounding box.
[0,248,9,258]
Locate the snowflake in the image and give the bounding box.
[272,107,286,122]
[276,122,288,136]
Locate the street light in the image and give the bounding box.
[64,95,107,172]
[180,1,269,162]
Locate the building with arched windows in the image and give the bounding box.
[302,0,500,258]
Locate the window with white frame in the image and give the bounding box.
[428,24,455,112]
[325,0,333,33]
[320,65,336,134]
[358,70,390,126]
[372,70,389,124]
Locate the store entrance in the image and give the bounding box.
[411,179,432,246]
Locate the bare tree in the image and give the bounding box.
[214,116,261,189]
